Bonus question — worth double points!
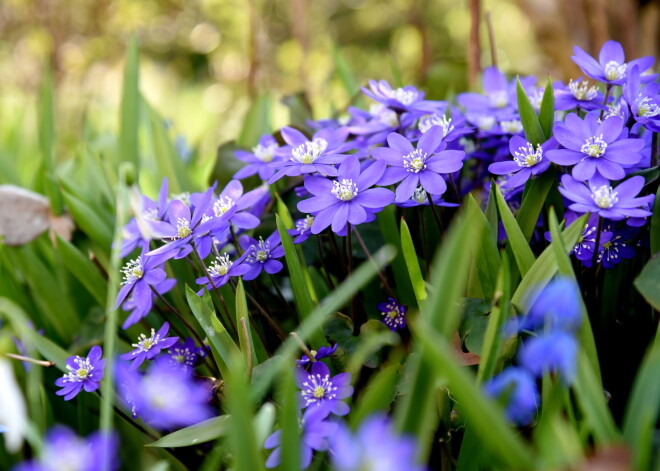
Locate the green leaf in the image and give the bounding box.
[516,76,546,146]
[494,185,535,276]
[147,416,231,448]
[56,235,106,306]
[332,44,359,97]
[623,341,660,470]
[516,170,555,241]
[118,37,140,167]
[351,364,400,427]
[395,209,480,460]
[62,190,113,249]
[467,195,501,300]
[412,321,535,469]
[279,366,301,471]
[636,256,660,311]
[238,95,271,148]
[376,206,415,305]
[573,351,619,444]
[186,285,239,377]
[400,218,427,305]
[538,76,555,140]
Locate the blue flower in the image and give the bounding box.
[238,232,286,280]
[377,298,407,331]
[518,332,578,385]
[166,337,206,372]
[297,361,353,417]
[234,135,283,181]
[296,344,338,366]
[519,277,582,333]
[483,367,539,426]
[119,323,179,369]
[329,414,425,471]
[55,346,105,401]
[571,40,656,85]
[12,425,118,471]
[195,252,251,293]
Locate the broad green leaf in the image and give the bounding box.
[623,342,660,469]
[494,185,535,276]
[351,363,400,427]
[62,190,113,249]
[279,366,301,471]
[400,218,427,305]
[516,76,545,146]
[516,170,555,241]
[234,279,258,371]
[186,285,239,377]
[56,235,106,306]
[538,76,555,140]
[650,183,660,254]
[635,256,660,311]
[118,37,140,167]
[413,321,535,469]
[238,95,271,148]
[467,195,501,300]
[226,352,265,471]
[147,416,231,448]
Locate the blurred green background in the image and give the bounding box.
[1,0,658,171]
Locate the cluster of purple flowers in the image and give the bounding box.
[484,278,582,425]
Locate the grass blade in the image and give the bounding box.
[494,185,535,276]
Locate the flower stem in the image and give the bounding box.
[652,132,658,168]
[599,84,612,120]
[426,191,445,233]
[591,216,603,269]
[353,226,397,299]
[5,353,55,367]
[269,274,300,324]
[316,235,336,289]
[290,332,316,362]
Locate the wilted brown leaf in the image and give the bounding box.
[580,446,632,471]
[0,185,50,246]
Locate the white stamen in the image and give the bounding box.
[489,91,509,109]
[252,142,278,163]
[248,238,270,263]
[636,96,660,118]
[568,79,598,101]
[132,329,161,353]
[604,61,626,81]
[121,258,144,284]
[209,254,233,277]
[213,196,234,216]
[64,357,94,383]
[176,217,191,238]
[581,135,608,158]
[292,138,328,164]
[301,374,337,406]
[500,120,524,134]
[591,185,618,209]
[513,142,543,168]
[403,148,428,173]
[296,215,314,234]
[331,179,359,201]
[419,114,454,136]
[390,88,417,106]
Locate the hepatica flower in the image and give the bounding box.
[13,426,118,471]
[554,78,605,111]
[329,414,425,471]
[288,215,315,243]
[558,174,654,220]
[167,338,204,372]
[116,358,213,430]
[547,112,644,180]
[377,298,407,331]
[120,323,178,369]
[373,126,464,202]
[268,126,351,183]
[239,232,285,280]
[115,249,169,316]
[195,252,250,293]
[298,361,353,416]
[265,407,337,469]
[572,40,656,85]
[515,277,582,333]
[55,346,104,401]
[489,136,555,188]
[483,367,539,426]
[234,134,282,181]
[362,79,439,114]
[298,156,394,234]
[519,332,578,385]
[296,344,338,366]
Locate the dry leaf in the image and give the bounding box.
[453,333,480,366]
[580,446,632,471]
[0,185,50,246]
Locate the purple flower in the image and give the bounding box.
[373,127,464,202]
[595,226,637,269]
[517,277,582,333]
[547,112,644,180]
[361,80,439,114]
[488,136,556,188]
[268,127,351,183]
[167,338,205,372]
[195,252,251,293]
[55,346,105,401]
[114,249,170,317]
[623,65,660,132]
[483,367,539,426]
[329,414,425,471]
[296,344,338,366]
[116,358,213,429]
[288,215,315,243]
[377,298,407,331]
[239,231,285,280]
[297,361,353,417]
[234,135,282,181]
[418,113,471,143]
[518,332,578,385]
[298,156,394,234]
[121,277,176,329]
[264,407,337,469]
[119,323,179,369]
[571,40,656,86]
[554,78,606,111]
[12,426,118,471]
[558,174,654,220]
